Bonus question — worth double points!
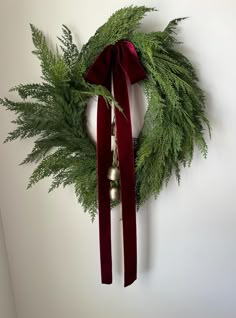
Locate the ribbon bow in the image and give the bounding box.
[85,40,146,287]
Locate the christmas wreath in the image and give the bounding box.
[1,6,210,286]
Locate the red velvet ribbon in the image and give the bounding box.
[85,41,146,287]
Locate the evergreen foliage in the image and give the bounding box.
[0,6,210,220]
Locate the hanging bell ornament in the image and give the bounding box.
[107,166,120,181]
[109,186,120,201]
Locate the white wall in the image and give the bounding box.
[0,0,236,318]
[0,212,16,318]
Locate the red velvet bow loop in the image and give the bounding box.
[85,40,146,287]
[86,41,146,85]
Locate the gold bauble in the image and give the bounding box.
[107,166,120,181]
[109,186,120,201]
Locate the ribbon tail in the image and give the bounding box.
[97,95,112,284]
[85,46,114,285]
[113,62,137,287]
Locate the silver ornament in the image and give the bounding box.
[109,186,120,201]
[107,166,120,181]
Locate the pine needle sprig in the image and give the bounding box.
[57,24,79,74]
[76,6,156,75]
